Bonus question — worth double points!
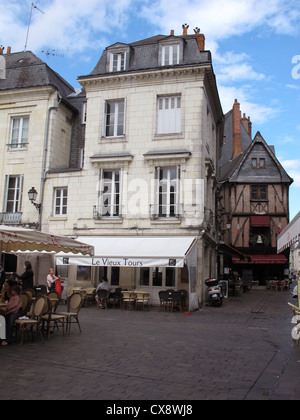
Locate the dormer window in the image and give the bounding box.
[161,44,180,66]
[109,52,125,72]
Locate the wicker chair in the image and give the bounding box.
[42,296,66,339]
[56,292,85,334]
[96,289,109,309]
[169,291,182,312]
[121,291,136,310]
[135,292,150,310]
[15,295,47,345]
[158,290,170,311]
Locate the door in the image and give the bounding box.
[138,267,177,305]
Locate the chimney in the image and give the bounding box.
[6,46,11,54]
[232,99,242,159]
[241,112,252,139]
[170,30,174,36]
[183,26,205,51]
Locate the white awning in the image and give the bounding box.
[277,211,300,253]
[56,236,197,268]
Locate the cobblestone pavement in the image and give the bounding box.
[1,287,300,401]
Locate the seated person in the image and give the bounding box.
[0,284,22,346]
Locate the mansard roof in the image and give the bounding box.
[80,34,211,78]
[0,51,75,98]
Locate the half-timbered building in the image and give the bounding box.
[218,99,293,284]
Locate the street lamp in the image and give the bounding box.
[28,187,41,213]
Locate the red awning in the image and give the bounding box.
[232,254,287,264]
[250,216,270,227]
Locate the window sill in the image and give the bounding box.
[100,136,126,143]
[48,216,68,221]
[154,133,183,141]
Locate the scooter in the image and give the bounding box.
[205,278,223,307]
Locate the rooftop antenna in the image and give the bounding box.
[24,2,45,51]
[40,49,65,58]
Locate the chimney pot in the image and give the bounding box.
[170,30,174,36]
[182,23,189,36]
[7,46,11,54]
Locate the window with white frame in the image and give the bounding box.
[156,166,180,218]
[104,100,125,137]
[109,52,125,72]
[5,175,23,213]
[161,44,180,66]
[54,188,68,216]
[157,96,181,134]
[98,170,121,217]
[10,117,29,149]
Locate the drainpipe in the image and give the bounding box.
[38,92,62,230]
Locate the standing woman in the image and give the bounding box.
[14,261,34,291]
[47,268,59,292]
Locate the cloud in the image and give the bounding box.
[0,0,136,53]
[140,0,300,38]
[218,85,279,124]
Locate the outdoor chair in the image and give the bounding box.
[96,289,109,309]
[135,292,150,311]
[169,291,182,312]
[121,291,136,310]
[15,295,47,345]
[158,290,170,311]
[21,292,32,316]
[82,287,96,306]
[42,297,66,340]
[24,288,35,299]
[56,292,85,334]
[109,287,122,308]
[47,290,61,312]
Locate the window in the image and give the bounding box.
[104,100,125,137]
[251,158,265,169]
[54,188,68,216]
[5,175,23,213]
[251,185,267,201]
[162,45,180,66]
[98,170,121,217]
[110,52,125,72]
[157,167,180,218]
[157,96,181,134]
[10,117,29,149]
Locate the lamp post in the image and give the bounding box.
[28,187,41,213]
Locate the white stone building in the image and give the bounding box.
[0,27,224,309]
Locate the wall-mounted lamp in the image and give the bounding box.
[28,187,41,213]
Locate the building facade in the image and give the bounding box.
[0,48,82,276]
[41,27,224,308]
[218,100,293,284]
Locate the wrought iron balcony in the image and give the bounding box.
[0,212,22,224]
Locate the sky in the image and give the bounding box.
[0,0,300,220]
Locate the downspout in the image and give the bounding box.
[38,93,62,230]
